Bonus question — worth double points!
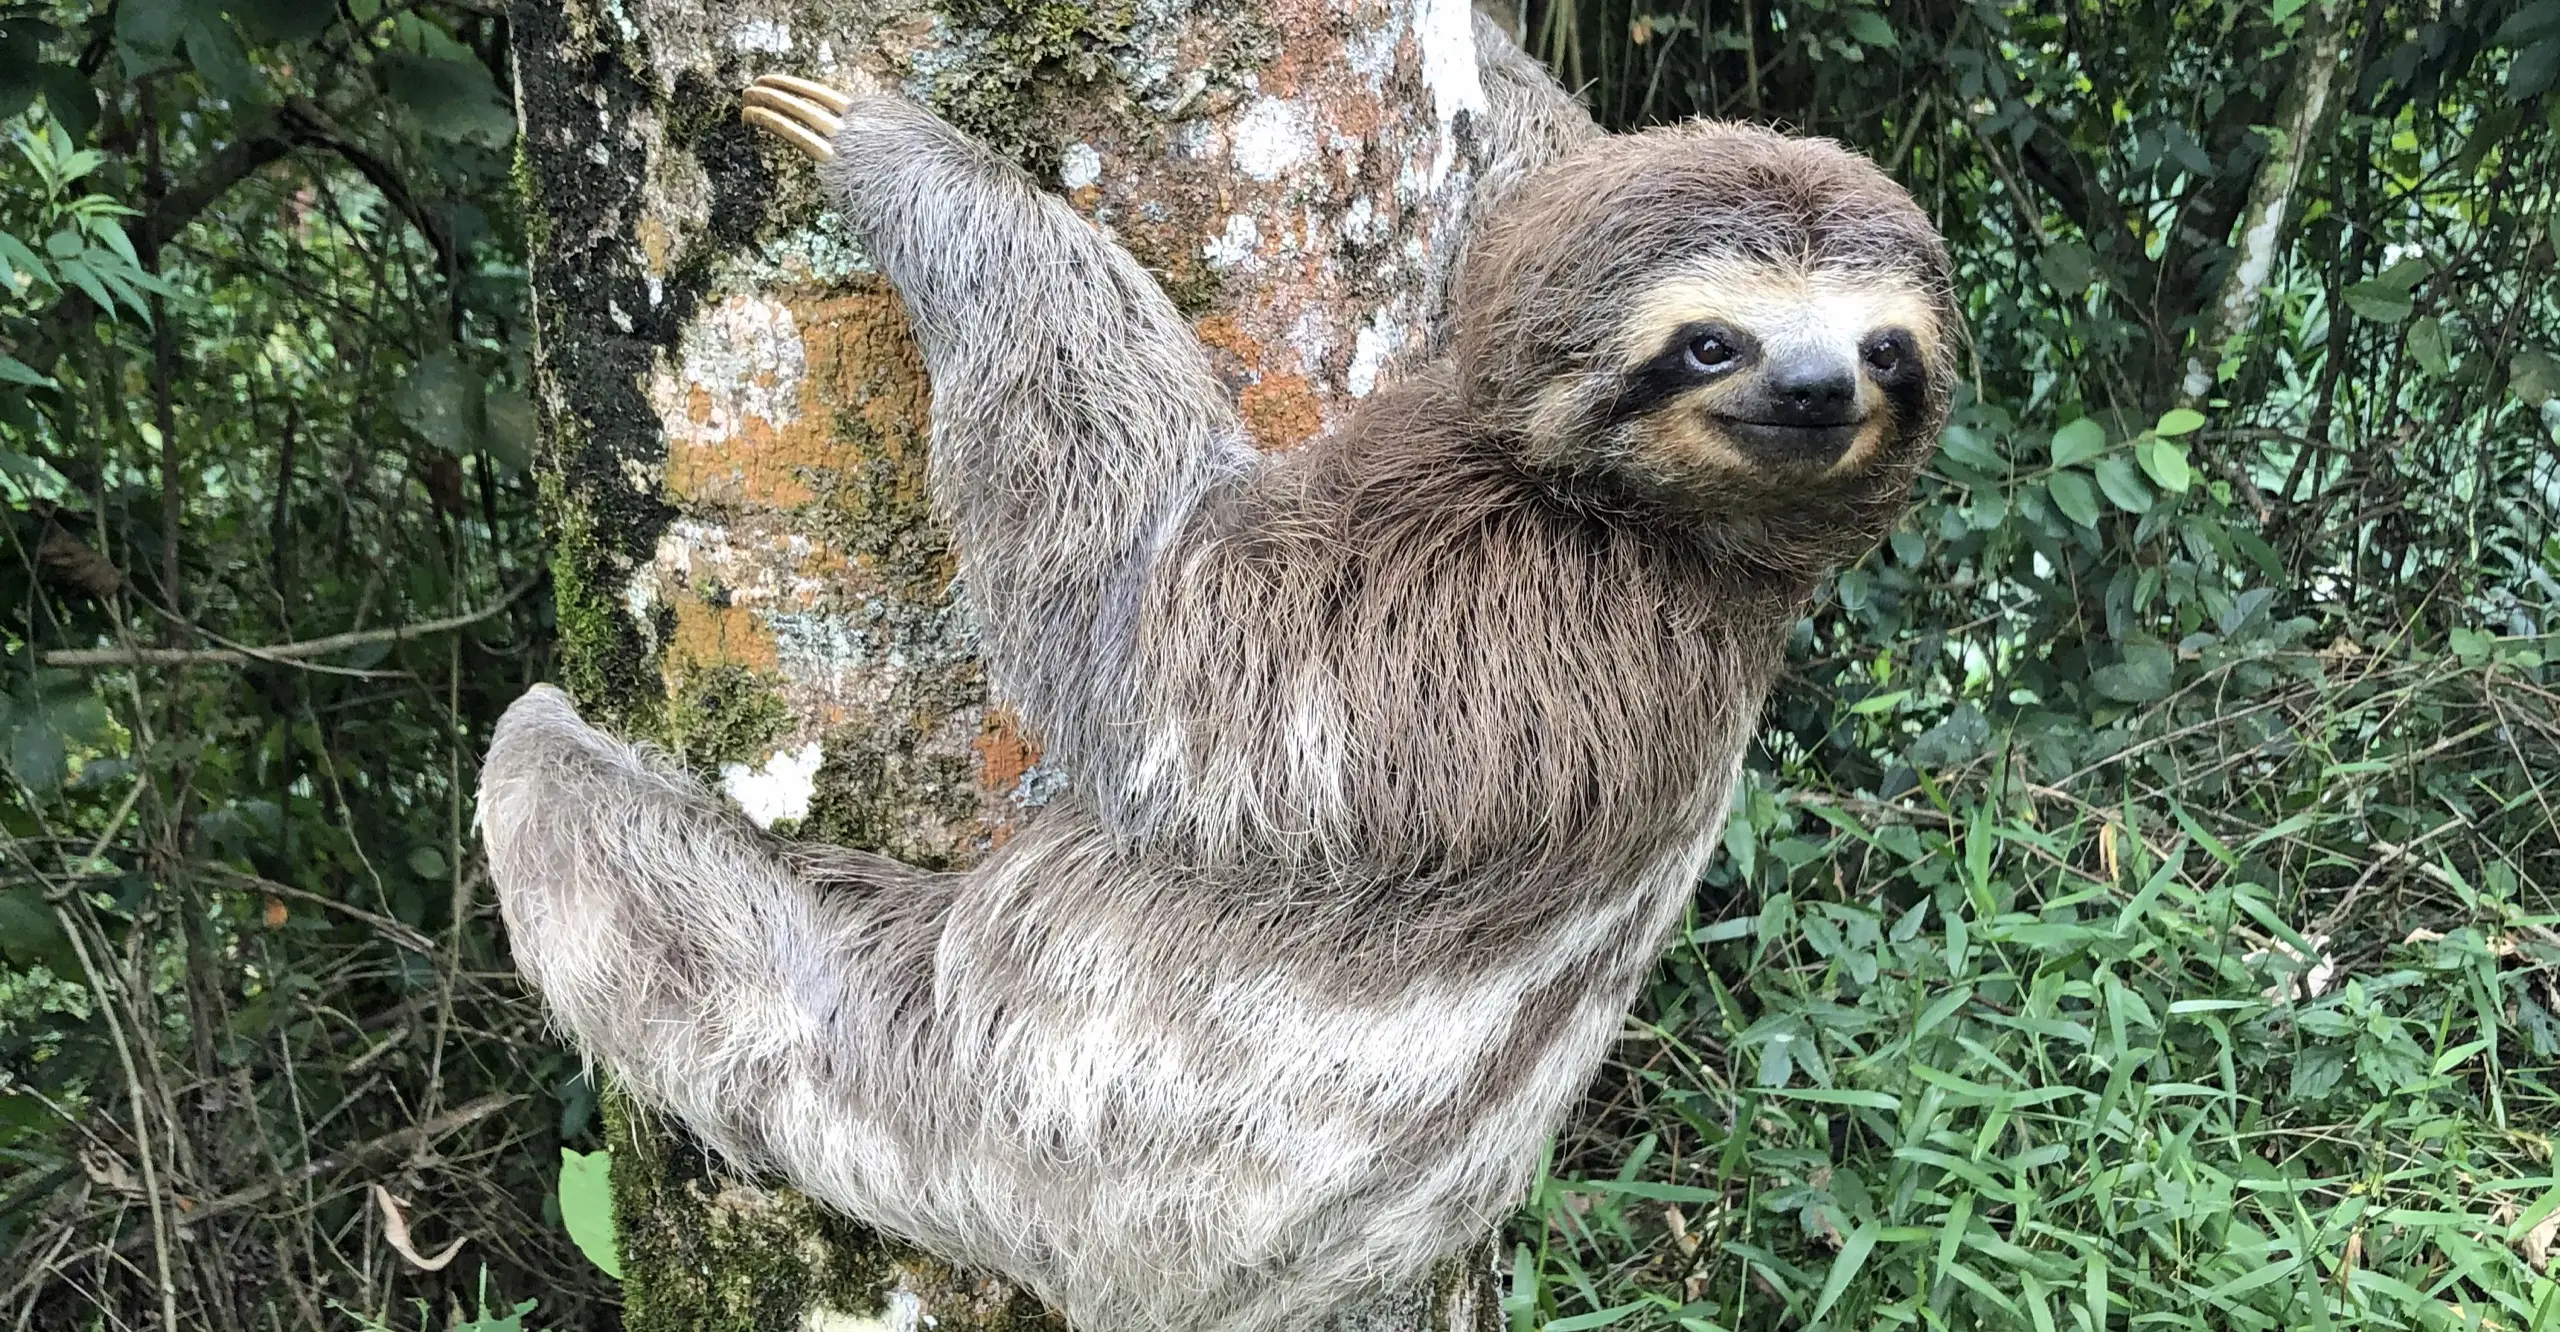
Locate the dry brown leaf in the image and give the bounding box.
[2520,1207,2559,1273]
[371,1183,466,1272]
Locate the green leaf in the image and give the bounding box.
[1844,9,1898,47]
[2091,642,2174,703]
[382,52,517,147]
[2049,418,2106,468]
[230,0,337,43]
[406,846,449,879]
[0,354,55,388]
[1543,1302,1648,1332]
[558,1148,622,1279]
[6,686,111,792]
[2511,36,2560,99]
[2035,241,2098,293]
[2136,436,2192,492]
[2511,347,2560,406]
[2046,471,2101,529]
[482,389,535,473]
[2448,627,2494,664]
[2094,456,2155,513]
[2406,315,2451,377]
[0,886,79,976]
[1808,1222,1879,1325]
[182,12,258,102]
[1938,421,2004,471]
[115,0,184,69]
[2153,407,2205,436]
[2341,280,2412,323]
[38,64,99,141]
[0,18,59,122]
[395,351,484,455]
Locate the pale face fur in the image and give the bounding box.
[1596,259,1946,479]
[480,25,1954,1332]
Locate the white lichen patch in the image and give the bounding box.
[648,520,836,614]
[732,18,791,52]
[802,1292,922,1332]
[721,741,824,828]
[1416,0,1489,123]
[1347,312,1405,398]
[1059,142,1104,190]
[1231,97,1316,182]
[651,295,807,449]
[1203,213,1260,268]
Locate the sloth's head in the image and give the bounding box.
[1451,120,1958,566]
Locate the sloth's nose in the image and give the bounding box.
[1762,358,1861,427]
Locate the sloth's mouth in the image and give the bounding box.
[1716,417,1865,469]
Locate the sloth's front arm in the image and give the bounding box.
[748,77,1263,816]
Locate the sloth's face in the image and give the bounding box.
[1570,258,1947,495]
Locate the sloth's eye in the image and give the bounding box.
[1685,332,1741,373]
[1862,335,1906,375]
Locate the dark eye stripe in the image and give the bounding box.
[1602,322,1757,428]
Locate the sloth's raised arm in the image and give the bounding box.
[477,685,951,1187]
[747,78,1257,798]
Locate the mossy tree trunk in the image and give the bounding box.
[509,0,1513,1326]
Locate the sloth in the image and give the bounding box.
[479,26,1953,1332]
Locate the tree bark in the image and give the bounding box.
[509,0,1523,1326]
[2177,0,2347,407]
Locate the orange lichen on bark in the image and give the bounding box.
[1240,374,1323,451]
[972,707,1041,796]
[665,289,935,514]
[669,599,780,674]
[1192,314,1322,451]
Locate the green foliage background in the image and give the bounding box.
[0,0,2553,1329]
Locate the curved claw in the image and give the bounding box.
[742,75,849,160]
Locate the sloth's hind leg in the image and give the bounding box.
[477,685,948,1201]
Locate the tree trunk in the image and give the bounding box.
[509,0,1525,1326]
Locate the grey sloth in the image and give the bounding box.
[479,30,1955,1332]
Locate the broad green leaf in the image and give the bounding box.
[1844,9,1897,47]
[115,0,184,68]
[2407,315,2451,377]
[183,12,257,101]
[2091,642,2174,702]
[2152,407,2206,436]
[2094,456,2155,513]
[2137,436,2192,492]
[1939,421,2004,471]
[2047,471,2101,528]
[2049,418,2106,468]
[396,352,484,455]
[0,19,58,122]
[406,846,449,879]
[2341,280,2412,323]
[483,389,535,473]
[231,0,338,42]
[2511,35,2560,99]
[382,51,517,147]
[558,1148,621,1279]
[2511,347,2560,405]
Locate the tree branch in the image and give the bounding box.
[43,578,537,669]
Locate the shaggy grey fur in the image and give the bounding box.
[480,27,1953,1332]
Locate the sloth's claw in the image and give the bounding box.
[758,73,855,113]
[742,78,847,160]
